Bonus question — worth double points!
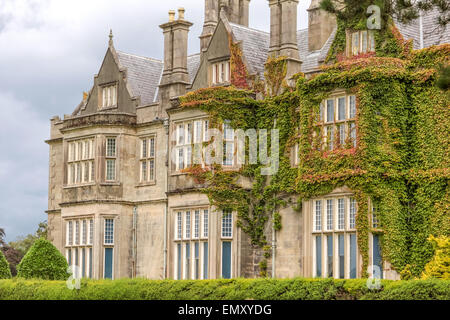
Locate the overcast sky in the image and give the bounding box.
[0,0,311,242]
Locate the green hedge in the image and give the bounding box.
[0,250,12,279]
[0,278,448,300]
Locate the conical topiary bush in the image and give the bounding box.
[17,239,69,280]
[0,249,12,279]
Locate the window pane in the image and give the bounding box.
[106,159,116,181]
[75,221,80,245]
[142,139,147,158]
[185,243,190,279]
[350,234,357,279]
[326,126,334,151]
[339,124,346,146]
[177,124,185,145]
[369,31,375,52]
[185,211,191,239]
[203,242,209,279]
[339,235,345,279]
[141,161,147,182]
[338,97,346,120]
[315,236,322,277]
[149,160,155,181]
[221,211,233,238]
[177,212,182,240]
[82,220,87,245]
[352,32,359,55]
[203,121,209,142]
[203,210,209,238]
[222,241,232,279]
[177,243,182,280]
[338,199,345,230]
[178,148,184,170]
[326,99,334,123]
[68,221,73,246]
[373,234,383,279]
[326,199,333,230]
[315,200,322,232]
[194,210,200,238]
[104,219,114,244]
[327,235,333,278]
[104,248,113,279]
[361,30,368,53]
[89,219,94,245]
[68,249,72,265]
[350,122,356,148]
[349,198,356,229]
[150,138,155,158]
[89,248,93,278]
[195,242,200,280]
[82,248,86,278]
[106,138,116,157]
[349,96,356,118]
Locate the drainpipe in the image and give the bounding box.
[132,206,137,278]
[272,118,277,279]
[163,119,170,279]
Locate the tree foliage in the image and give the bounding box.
[422,236,450,280]
[1,246,22,277]
[16,239,68,280]
[0,249,12,279]
[320,0,449,28]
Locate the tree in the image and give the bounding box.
[1,246,23,277]
[16,239,69,280]
[320,0,449,28]
[0,249,12,279]
[8,220,48,257]
[422,236,450,280]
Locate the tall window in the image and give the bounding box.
[223,121,235,166]
[221,210,233,279]
[67,138,95,185]
[350,30,375,56]
[100,84,117,109]
[175,119,209,171]
[104,218,115,280]
[140,136,156,183]
[211,60,230,85]
[312,196,358,279]
[318,95,357,151]
[106,137,117,181]
[174,208,209,280]
[65,218,94,279]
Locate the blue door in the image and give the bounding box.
[373,235,383,279]
[104,248,113,279]
[222,242,232,279]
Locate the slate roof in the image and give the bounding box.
[396,9,450,49]
[116,51,163,105]
[229,23,337,77]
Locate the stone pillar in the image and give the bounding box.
[159,8,193,107]
[267,0,302,81]
[220,0,251,26]
[200,0,219,51]
[307,0,336,51]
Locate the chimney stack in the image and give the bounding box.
[159,8,193,106]
[307,0,336,51]
[200,0,219,51]
[268,0,302,81]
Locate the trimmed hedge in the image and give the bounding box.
[16,239,68,280]
[0,250,12,279]
[0,278,448,300]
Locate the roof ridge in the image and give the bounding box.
[229,22,270,35]
[116,50,162,63]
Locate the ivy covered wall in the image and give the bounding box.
[177,20,449,279]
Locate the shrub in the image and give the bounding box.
[16,239,68,280]
[0,250,12,279]
[422,236,450,280]
[0,278,448,300]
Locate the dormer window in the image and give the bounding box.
[211,61,230,86]
[100,84,117,109]
[349,30,375,56]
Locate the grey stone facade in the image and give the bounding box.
[46,0,448,280]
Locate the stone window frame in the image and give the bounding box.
[346,30,376,57]
[98,81,118,110]
[66,137,96,186]
[316,92,357,151]
[139,135,156,185]
[210,59,231,86]
[105,136,117,182]
[65,216,95,279]
[173,207,210,280]
[309,192,360,280]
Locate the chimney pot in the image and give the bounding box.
[178,7,185,20]
[169,10,176,22]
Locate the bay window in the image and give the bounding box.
[67,138,95,185]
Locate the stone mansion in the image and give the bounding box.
[46,0,449,280]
